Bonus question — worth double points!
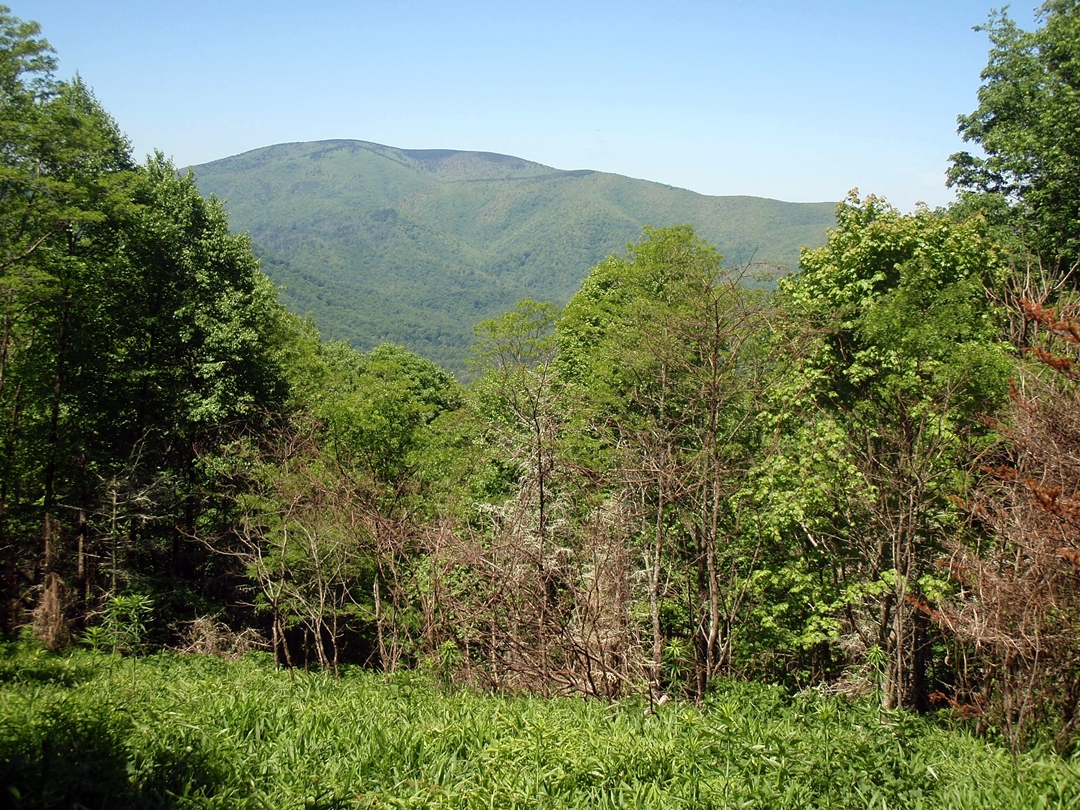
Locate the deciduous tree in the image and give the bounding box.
[772,194,1012,707]
[949,1,1080,269]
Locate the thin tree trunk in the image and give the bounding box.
[41,301,70,578]
[650,492,664,689]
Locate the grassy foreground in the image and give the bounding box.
[1,647,1078,809]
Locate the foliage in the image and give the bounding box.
[100,593,154,655]
[557,226,777,697]
[7,0,1080,758]
[935,0,1080,751]
[2,648,1079,809]
[222,333,464,673]
[0,5,291,644]
[948,1,1080,268]
[762,194,1013,704]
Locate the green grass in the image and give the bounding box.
[2,646,1077,809]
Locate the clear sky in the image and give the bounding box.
[18,0,1041,212]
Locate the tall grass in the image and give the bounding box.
[1,646,1077,809]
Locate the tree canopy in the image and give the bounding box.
[949,0,1080,267]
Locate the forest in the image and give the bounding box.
[4,2,1080,806]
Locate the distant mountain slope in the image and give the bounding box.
[191,140,836,376]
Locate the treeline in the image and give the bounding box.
[5,3,1080,753]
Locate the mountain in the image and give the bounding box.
[190,139,836,376]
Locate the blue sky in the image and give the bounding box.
[20,1,1041,211]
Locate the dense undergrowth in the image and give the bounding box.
[1,647,1077,809]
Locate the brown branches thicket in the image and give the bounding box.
[428,486,646,697]
[940,299,1080,750]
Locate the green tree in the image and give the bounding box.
[948,1,1080,268]
[770,193,1012,707]
[76,156,290,620]
[0,4,292,636]
[558,226,773,697]
[0,9,139,635]
[228,333,462,671]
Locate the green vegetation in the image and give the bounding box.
[190,141,836,376]
[949,0,1080,268]
[7,3,1080,805]
[0,8,291,651]
[3,647,1079,809]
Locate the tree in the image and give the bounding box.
[948,1,1080,269]
[558,226,774,698]
[229,415,367,673]
[772,194,1013,708]
[0,3,293,636]
[223,332,462,672]
[0,9,139,635]
[78,156,290,617]
[935,299,1080,750]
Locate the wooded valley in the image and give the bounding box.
[4,2,1080,797]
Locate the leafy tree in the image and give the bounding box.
[0,4,298,638]
[770,193,1013,707]
[102,158,289,605]
[0,9,141,635]
[226,333,462,671]
[948,1,1080,269]
[558,226,774,697]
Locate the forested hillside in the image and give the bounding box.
[6,6,1080,803]
[190,141,836,375]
